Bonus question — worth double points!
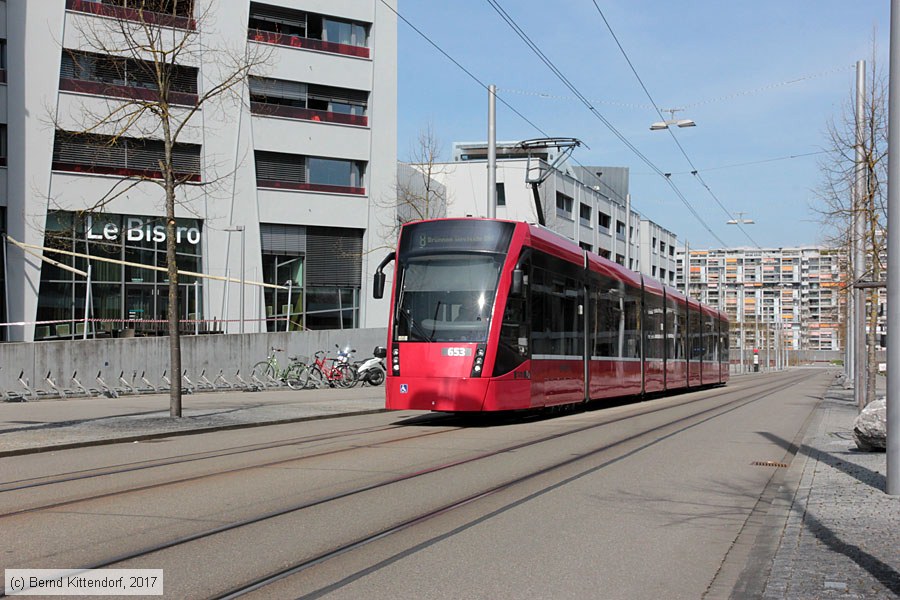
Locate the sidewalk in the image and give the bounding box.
[0,385,386,456]
[761,380,899,599]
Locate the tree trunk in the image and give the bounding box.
[163,135,182,417]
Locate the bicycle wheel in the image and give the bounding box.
[336,364,358,388]
[301,365,324,389]
[285,363,305,390]
[252,361,275,380]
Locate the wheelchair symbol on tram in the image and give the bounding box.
[400,384,409,394]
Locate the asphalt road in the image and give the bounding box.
[0,369,831,599]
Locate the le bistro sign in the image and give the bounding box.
[86,215,201,245]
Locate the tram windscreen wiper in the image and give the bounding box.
[400,309,434,342]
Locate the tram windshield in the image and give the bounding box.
[394,254,504,343]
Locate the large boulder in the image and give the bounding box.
[853,397,887,451]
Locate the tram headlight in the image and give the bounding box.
[470,344,486,377]
[392,347,400,375]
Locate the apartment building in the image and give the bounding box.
[410,144,680,285]
[1,0,397,341]
[677,246,846,352]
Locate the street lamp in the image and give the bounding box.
[727,212,755,225]
[650,108,696,130]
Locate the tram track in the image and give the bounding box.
[214,370,820,598]
[0,370,817,599]
[0,421,461,518]
[0,374,780,519]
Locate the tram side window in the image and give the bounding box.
[530,263,583,356]
[704,314,718,361]
[720,324,729,363]
[665,298,680,360]
[689,308,703,361]
[676,303,688,360]
[495,262,529,376]
[623,287,641,359]
[644,293,665,360]
[591,281,620,358]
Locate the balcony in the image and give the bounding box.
[248,30,369,59]
[66,0,196,30]
[256,179,365,195]
[250,102,366,127]
[59,78,198,106]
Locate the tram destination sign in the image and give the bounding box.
[401,220,514,255]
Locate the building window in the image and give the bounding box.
[555,192,573,218]
[249,77,368,126]
[260,224,363,331]
[598,211,610,230]
[36,211,203,340]
[615,253,625,266]
[66,0,195,29]
[255,150,366,195]
[660,240,666,252]
[616,220,626,237]
[579,242,592,252]
[579,203,592,226]
[52,131,201,181]
[652,237,657,249]
[496,182,506,206]
[598,249,611,260]
[248,2,370,58]
[0,39,6,83]
[60,50,198,105]
[0,125,6,166]
[669,244,675,257]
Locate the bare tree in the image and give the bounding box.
[377,126,450,244]
[55,0,270,416]
[815,49,887,406]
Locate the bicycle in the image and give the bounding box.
[299,347,358,389]
[251,347,306,389]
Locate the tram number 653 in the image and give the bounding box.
[442,347,472,357]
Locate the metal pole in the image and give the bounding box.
[223,267,229,335]
[625,193,632,269]
[885,0,899,495]
[286,280,292,332]
[487,84,497,218]
[83,265,91,340]
[194,280,199,336]
[854,59,868,409]
[2,234,10,341]
[239,226,245,334]
[740,282,745,373]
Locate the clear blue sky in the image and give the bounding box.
[395,1,889,250]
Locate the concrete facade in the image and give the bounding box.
[1,0,397,342]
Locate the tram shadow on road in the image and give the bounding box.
[391,393,651,428]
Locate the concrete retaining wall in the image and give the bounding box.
[0,329,388,394]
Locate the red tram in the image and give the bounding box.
[373,218,729,412]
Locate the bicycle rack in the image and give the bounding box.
[2,368,26,402]
[45,371,67,399]
[181,370,195,394]
[234,369,261,391]
[140,371,158,394]
[118,371,136,395]
[69,371,93,397]
[96,371,118,398]
[160,370,172,392]
[196,370,216,392]
[214,370,235,390]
